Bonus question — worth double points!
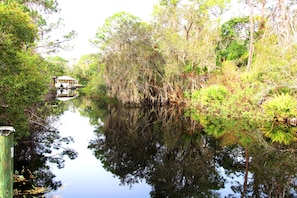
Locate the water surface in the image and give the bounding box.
[46,106,151,198]
[14,98,297,198]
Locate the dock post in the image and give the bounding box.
[0,126,15,198]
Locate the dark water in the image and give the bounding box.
[14,97,297,198]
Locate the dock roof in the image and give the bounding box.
[57,76,77,81]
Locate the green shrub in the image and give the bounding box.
[262,123,297,145]
[262,93,297,122]
[199,85,228,106]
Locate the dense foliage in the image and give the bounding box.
[0,0,74,138]
[1,0,297,147]
[85,0,297,145]
[1,0,296,196]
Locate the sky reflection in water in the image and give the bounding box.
[46,109,151,198]
[41,99,297,198]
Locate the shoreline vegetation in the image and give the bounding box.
[2,1,297,196]
[1,1,297,146]
[80,1,297,146]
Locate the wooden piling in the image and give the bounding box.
[0,126,15,198]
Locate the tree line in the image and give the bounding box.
[0,0,75,138]
[1,0,297,145]
[83,0,296,105]
[72,0,297,144]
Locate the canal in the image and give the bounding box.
[13,97,297,197]
[46,104,151,198]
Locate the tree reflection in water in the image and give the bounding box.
[14,114,78,197]
[88,106,223,197]
[88,105,297,198]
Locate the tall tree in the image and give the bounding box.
[246,0,255,72]
[45,56,68,76]
[71,54,100,86]
[216,17,249,67]
[242,0,297,44]
[92,12,165,105]
[91,0,231,106]
[0,1,67,138]
[0,2,56,137]
[152,0,230,100]
[1,0,77,54]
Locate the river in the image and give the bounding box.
[44,105,151,198]
[13,97,297,197]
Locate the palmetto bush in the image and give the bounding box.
[262,93,297,122]
[198,84,228,106]
[261,93,297,145]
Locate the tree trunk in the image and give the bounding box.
[242,147,249,198]
[278,0,290,41]
[246,1,254,72]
